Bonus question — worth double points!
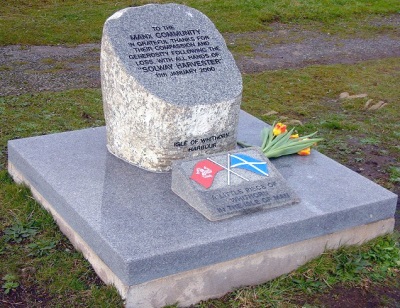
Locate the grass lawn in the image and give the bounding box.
[1,0,399,306]
[1,0,400,45]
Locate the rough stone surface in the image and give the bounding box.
[101,4,242,172]
[7,110,397,289]
[172,147,299,221]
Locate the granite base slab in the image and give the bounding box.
[7,111,397,307]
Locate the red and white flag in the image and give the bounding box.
[190,159,224,189]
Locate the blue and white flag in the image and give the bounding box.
[230,153,269,176]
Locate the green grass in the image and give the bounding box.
[0,89,104,168]
[1,0,400,45]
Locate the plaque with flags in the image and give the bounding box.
[190,153,269,189]
[172,147,299,221]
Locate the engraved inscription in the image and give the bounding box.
[208,182,292,215]
[173,132,230,152]
[127,25,223,77]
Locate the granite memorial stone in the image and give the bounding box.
[172,148,300,221]
[101,4,242,172]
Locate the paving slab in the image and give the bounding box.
[7,110,397,307]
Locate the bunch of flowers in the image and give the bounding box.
[239,122,323,158]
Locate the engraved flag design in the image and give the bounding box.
[230,153,269,176]
[190,159,224,189]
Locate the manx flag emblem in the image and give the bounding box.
[190,159,224,189]
[190,153,269,189]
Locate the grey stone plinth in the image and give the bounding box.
[101,4,242,172]
[7,111,398,307]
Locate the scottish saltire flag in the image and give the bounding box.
[190,159,224,189]
[230,154,268,176]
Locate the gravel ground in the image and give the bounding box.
[0,15,399,96]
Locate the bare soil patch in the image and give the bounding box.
[0,44,100,96]
[293,282,400,307]
[226,15,400,73]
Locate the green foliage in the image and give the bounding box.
[360,137,380,145]
[2,221,38,243]
[1,0,400,45]
[363,236,400,280]
[334,251,371,280]
[321,120,344,130]
[333,235,400,283]
[2,274,19,294]
[249,124,322,158]
[28,239,57,257]
[388,166,400,183]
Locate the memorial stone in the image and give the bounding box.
[172,148,300,221]
[101,4,242,172]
